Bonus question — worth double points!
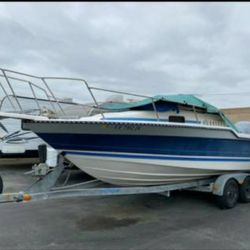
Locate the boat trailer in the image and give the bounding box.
[0,153,250,209]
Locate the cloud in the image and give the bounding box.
[1,2,250,108]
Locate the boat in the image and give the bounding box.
[19,94,250,186]
[1,68,250,186]
[0,118,41,166]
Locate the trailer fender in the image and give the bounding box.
[212,173,250,196]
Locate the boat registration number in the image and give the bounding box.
[114,124,141,131]
[101,124,141,131]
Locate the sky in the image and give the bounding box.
[1,2,250,108]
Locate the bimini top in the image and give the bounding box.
[100,94,237,131]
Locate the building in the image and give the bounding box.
[221,107,250,123]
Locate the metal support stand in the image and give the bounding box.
[26,155,66,194]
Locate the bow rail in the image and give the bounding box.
[0,68,160,120]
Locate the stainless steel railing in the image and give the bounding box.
[0,68,160,120]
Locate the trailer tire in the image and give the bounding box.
[216,178,239,209]
[0,175,3,194]
[239,176,250,203]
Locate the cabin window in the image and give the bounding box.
[168,115,185,123]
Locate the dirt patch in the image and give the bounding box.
[76,215,140,231]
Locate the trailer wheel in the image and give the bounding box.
[0,175,3,194]
[216,178,239,209]
[239,176,250,203]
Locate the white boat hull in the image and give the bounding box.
[65,151,250,186]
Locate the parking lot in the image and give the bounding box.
[1,165,250,250]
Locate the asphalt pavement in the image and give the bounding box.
[0,165,250,250]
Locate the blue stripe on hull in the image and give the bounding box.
[65,151,250,162]
[37,133,250,158]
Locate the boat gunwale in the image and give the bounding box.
[22,118,250,141]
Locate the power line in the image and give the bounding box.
[194,92,250,96]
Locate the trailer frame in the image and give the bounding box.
[0,155,250,209]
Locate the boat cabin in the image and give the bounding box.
[98,94,236,130]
